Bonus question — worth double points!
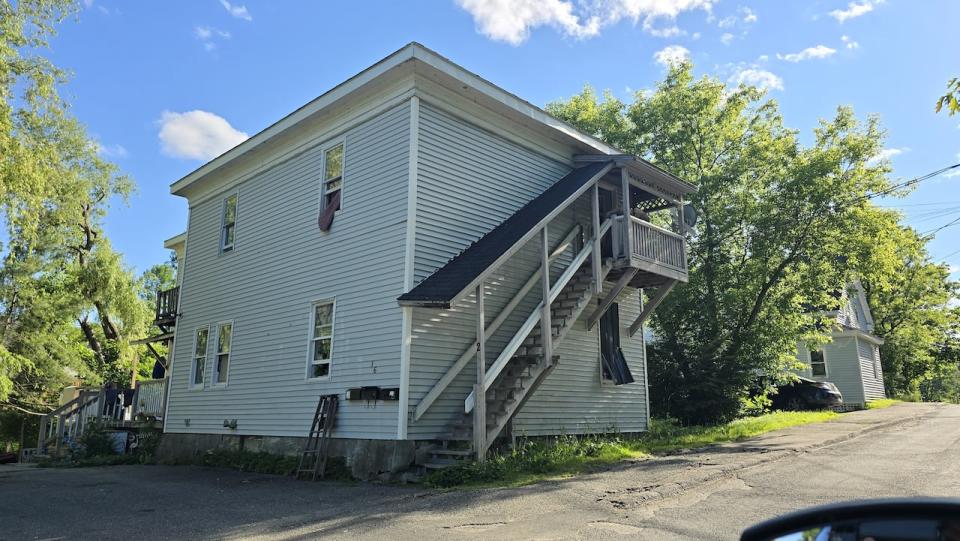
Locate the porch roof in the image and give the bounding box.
[397,161,612,308]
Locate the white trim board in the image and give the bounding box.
[397,95,420,440]
[170,43,629,202]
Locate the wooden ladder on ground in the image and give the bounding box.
[296,394,339,481]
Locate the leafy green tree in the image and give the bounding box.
[936,78,960,116]
[0,0,147,416]
[549,64,898,423]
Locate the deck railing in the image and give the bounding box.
[630,217,687,274]
[155,286,180,324]
[133,378,167,418]
[35,378,168,455]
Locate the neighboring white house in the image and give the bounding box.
[154,43,696,477]
[797,281,886,409]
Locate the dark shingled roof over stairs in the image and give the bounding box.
[397,161,613,308]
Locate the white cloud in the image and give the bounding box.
[691,31,701,40]
[730,68,784,91]
[653,45,690,67]
[841,35,859,49]
[829,0,880,23]
[717,15,736,28]
[716,6,756,29]
[757,54,769,62]
[454,0,714,45]
[158,110,248,161]
[194,25,231,51]
[643,20,685,37]
[720,32,734,45]
[867,147,910,165]
[219,0,252,21]
[92,141,128,159]
[777,44,837,62]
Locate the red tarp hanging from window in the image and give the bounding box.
[318,191,341,232]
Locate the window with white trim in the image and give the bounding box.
[810,350,827,377]
[872,345,880,379]
[323,144,343,208]
[214,323,232,385]
[221,194,238,253]
[317,144,343,232]
[191,327,208,388]
[308,301,334,378]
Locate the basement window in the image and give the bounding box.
[214,322,232,385]
[191,327,208,389]
[318,143,343,232]
[221,194,238,253]
[308,300,335,379]
[599,303,635,385]
[810,350,827,377]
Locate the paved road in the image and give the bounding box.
[2,403,957,540]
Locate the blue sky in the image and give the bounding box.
[48,0,960,277]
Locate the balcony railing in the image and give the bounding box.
[133,378,168,418]
[629,216,687,275]
[155,286,180,325]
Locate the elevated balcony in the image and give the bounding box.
[610,214,688,289]
[154,286,180,328]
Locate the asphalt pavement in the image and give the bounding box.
[1,402,955,540]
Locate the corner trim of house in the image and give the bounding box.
[397,95,420,440]
[639,289,651,431]
[162,208,192,432]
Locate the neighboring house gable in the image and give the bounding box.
[797,281,885,408]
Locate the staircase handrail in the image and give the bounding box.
[413,224,583,421]
[465,217,612,413]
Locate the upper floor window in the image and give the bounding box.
[214,322,232,385]
[810,350,827,377]
[308,300,335,378]
[191,327,208,388]
[318,143,343,232]
[872,345,880,379]
[221,194,238,252]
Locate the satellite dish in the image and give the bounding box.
[682,204,698,227]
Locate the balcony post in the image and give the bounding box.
[620,167,632,260]
[591,183,602,294]
[540,226,553,367]
[473,283,486,462]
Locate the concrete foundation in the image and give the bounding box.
[156,432,423,481]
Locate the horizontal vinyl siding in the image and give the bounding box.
[857,338,886,401]
[412,103,571,284]
[167,102,410,439]
[514,283,648,436]
[407,202,589,438]
[406,104,647,437]
[798,337,864,405]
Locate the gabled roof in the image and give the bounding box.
[397,161,612,308]
[170,42,696,200]
[170,42,625,198]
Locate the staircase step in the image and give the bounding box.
[429,448,473,457]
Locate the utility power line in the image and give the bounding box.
[862,163,960,203]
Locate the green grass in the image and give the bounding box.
[424,410,839,488]
[865,398,900,410]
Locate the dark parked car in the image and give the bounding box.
[771,377,843,411]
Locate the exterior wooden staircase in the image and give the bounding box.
[421,260,608,471]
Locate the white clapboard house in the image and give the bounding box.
[797,281,886,410]
[155,43,696,477]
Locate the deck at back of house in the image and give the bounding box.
[153,44,695,474]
